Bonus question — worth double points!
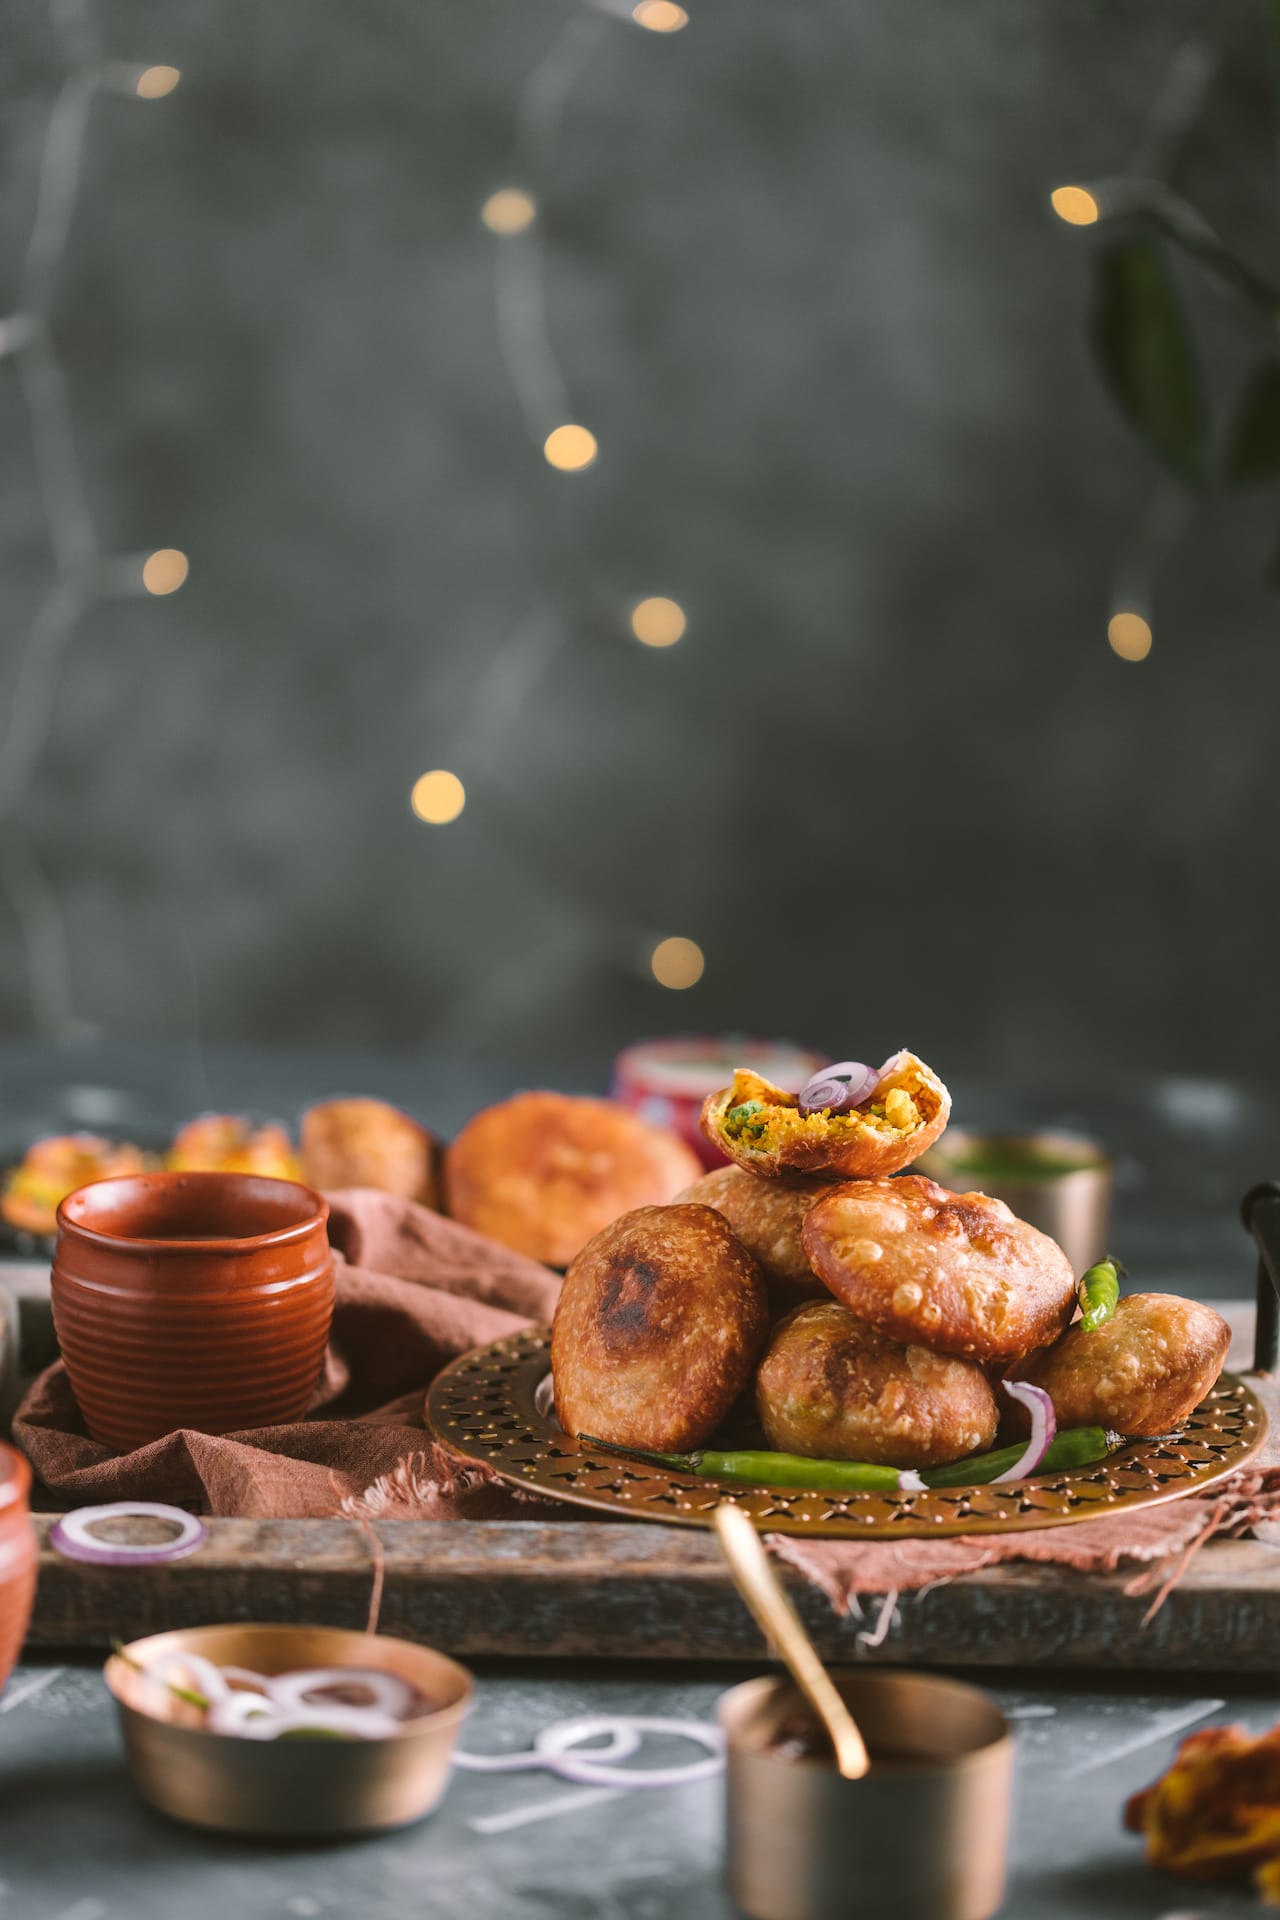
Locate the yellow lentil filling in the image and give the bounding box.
[721,1072,927,1152]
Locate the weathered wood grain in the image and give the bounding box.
[25,1515,1280,1668]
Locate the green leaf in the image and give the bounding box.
[1091,236,1207,487]
[1225,363,1280,484]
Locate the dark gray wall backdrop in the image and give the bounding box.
[1,0,1277,1085]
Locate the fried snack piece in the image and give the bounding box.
[1011,1292,1230,1436]
[1125,1722,1280,1883]
[445,1092,702,1268]
[674,1165,828,1312]
[552,1203,769,1451]
[1,1134,152,1237]
[301,1098,439,1206]
[167,1116,302,1182]
[700,1052,950,1181]
[802,1174,1076,1363]
[756,1299,998,1468]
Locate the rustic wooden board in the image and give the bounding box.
[7,1268,1277,1668]
[24,1515,1280,1669]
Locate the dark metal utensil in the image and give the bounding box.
[1243,1181,1280,1373]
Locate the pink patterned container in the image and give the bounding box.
[611,1037,828,1170]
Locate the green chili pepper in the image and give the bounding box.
[919,1426,1120,1488]
[579,1426,1121,1493]
[1077,1256,1125,1332]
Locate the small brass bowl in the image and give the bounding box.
[720,1669,1013,1920]
[918,1126,1112,1276]
[105,1622,473,1839]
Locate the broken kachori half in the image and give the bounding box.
[1009,1292,1230,1437]
[445,1091,701,1268]
[301,1097,439,1206]
[802,1173,1076,1364]
[551,1203,769,1451]
[756,1299,998,1468]
[701,1051,950,1181]
[673,1164,829,1312]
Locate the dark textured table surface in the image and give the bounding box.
[2,1043,1279,1915]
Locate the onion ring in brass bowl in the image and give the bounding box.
[426,1326,1266,1539]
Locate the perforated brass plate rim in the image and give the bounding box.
[426,1327,1267,1538]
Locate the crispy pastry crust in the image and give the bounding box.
[301,1098,439,1207]
[756,1299,998,1468]
[1010,1292,1230,1436]
[552,1204,769,1450]
[801,1174,1076,1363]
[674,1165,829,1313]
[700,1053,951,1181]
[167,1116,302,1182]
[445,1092,702,1269]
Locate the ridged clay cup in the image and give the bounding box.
[52,1171,334,1454]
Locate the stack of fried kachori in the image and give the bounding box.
[551,1050,1230,1471]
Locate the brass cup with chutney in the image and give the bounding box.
[918,1127,1113,1277]
[719,1669,1013,1920]
[52,1170,334,1453]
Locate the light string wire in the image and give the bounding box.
[0,0,184,1038]
[423,3,702,1050]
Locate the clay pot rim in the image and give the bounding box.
[57,1170,329,1255]
[0,1441,31,1514]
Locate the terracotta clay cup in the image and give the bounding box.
[52,1172,335,1454]
[0,1442,37,1698]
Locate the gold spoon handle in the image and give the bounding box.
[714,1502,870,1780]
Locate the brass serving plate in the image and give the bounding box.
[427,1327,1267,1538]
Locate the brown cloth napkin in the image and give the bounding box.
[13,1189,561,1519]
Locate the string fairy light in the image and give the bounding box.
[410,769,466,825]
[420,5,698,1047]
[1107,610,1152,662]
[0,0,186,1037]
[630,596,686,647]
[650,936,704,990]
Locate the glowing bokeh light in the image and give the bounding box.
[481,188,537,235]
[1050,185,1100,227]
[543,424,598,472]
[1107,611,1152,662]
[136,66,181,99]
[630,597,686,648]
[411,770,466,824]
[142,548,189,595]
[650,936,704,989]
[633,1,689,29]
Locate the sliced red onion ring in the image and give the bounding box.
[50,1501,207,1566]
[991,1381,1057,1483]
[539,1714,724,1788]
[268,1667,416,1718]
[797,1061,879,1117]
[455,1720,643,1773]
[878,1048,909,1080]
[206,1697,402,1741]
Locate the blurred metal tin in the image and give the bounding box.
[719,1668,1013,1920]
[918,1127,1113,1275]
[105,1622,472,1839]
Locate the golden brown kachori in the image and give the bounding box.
[701,1051,950,1181]
[1010,1292,1230,1437]
[673,1164,828,1311]
[445,1092,701,1267]
[551,1203,769,1451]
[301,1097,439,1206]
[802,1173,1076,1363]
[756,1299,998,1468]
